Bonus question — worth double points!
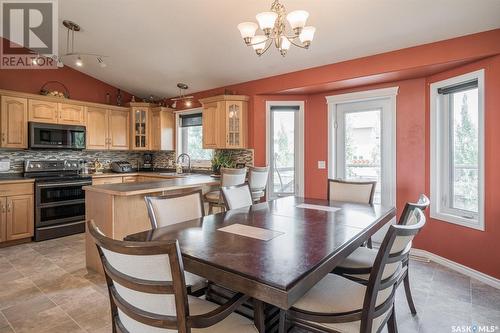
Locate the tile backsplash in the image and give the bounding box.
[0,149,254,173]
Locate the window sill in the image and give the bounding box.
[430,210,484,231]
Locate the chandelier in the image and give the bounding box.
[237,0,316,57]
[61,20,108,68]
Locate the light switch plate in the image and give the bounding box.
[318,161,326,169]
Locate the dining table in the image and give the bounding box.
[125,196,396,333]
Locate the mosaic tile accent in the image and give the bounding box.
[0,148,254,173]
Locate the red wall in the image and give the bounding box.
[182,30,500,278]
[0,37,133,104]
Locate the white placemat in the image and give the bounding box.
[218,224,284,241]
[296,203,341,212]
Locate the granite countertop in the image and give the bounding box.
[0,174,34,184]
[83,174,219,196]
[90,168,212,178]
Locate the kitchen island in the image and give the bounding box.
[83,173,219,273]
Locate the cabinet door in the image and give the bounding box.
[0,197,6,242]
[109,110,130,150]
[86,107,109,150]
[226,101,243,148]
[150,110,161,151]
[202,102,219,149]
[6,195,33,241]
[58,103,86,125]
[28,99,58,124]
[1,96,28,148]
[131,108,149,150]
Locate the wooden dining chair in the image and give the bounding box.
[144,190,206,296]
[205,167,247,214]
[221,184,254,210]
[279,208,427,333]
[248,166,269,203]
[87,220,258,333]
[333,194,430,315]
[328,178,377,247]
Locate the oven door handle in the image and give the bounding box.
[36,181,92,188]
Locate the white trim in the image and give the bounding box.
[410,248,500,290]
[325,87,399,104]
[265,101,305,198]
[326,87,398,207]
[175,107,212,167]
[429,69,485,231]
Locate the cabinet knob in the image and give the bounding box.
[1,204,5,213]
[6,203,11,212]
[1,133,5,142]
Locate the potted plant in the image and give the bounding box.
[211,150,235,174]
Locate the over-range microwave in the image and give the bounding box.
[29,122,86,149]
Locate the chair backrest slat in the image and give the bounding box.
[248,166,269,191]
[360,208,427,333]
[221,184,254,210]
[221,167,247,187]
[88,220,190,333]
[327,178,376,204]
[145,190,205,229]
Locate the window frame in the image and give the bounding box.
[175,108,213,168]
[430,69,485,231]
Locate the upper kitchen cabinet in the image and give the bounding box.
[58,103,85,125]
[150,107,175,151]
[0,95,28,149]
[129,102,150,150]
[28,99,86,126]
[199,95,249,149]
[86,107,130,151]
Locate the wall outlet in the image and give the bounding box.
[318,161,326,169]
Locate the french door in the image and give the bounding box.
[330,96,396,208]
[267,104,304,199]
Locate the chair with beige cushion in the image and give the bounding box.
[333,194,430,315]
[144,190,206,295]
[279,208,427,333]
[248,166,269,203]
[328,178,377,248]
[221,184,253,210]
[88,220,258,333]
[205,168,247,214]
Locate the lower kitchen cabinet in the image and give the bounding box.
[92,176,124,185]
[0,183,34,244]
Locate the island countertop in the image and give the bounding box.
[83,174,219,196]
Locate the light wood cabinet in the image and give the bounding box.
[199,95,249,149]
[150,107,175,151]
[92,176,123,185]
[28,99,58,124]
[58,103,85,125]
[122,176,138,183]
[0,182,34,243]
[109,110,130,150]
[130,103,150,150]
[28,99,85,126]
[6,195,33,241]
[0,197,6,242]
[1,96,28,148]
[87,107,130,151]
[86,107,108,150]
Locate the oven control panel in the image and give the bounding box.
[25,160,81,172]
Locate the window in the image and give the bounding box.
[430,69,484,230]
[176,110,213,167]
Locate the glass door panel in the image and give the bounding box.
[269,108,298,198]
[227,103,241,147]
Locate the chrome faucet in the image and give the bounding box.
[176,153,191,173]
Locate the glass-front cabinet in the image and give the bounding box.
[226,101,243,148]
[130,104,149,150]
[199,95,248,149]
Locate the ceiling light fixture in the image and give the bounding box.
[237,0,315,57]
[170,83,194,109]
[60,20,108,68]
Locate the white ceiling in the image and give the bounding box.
[58,0,500,97]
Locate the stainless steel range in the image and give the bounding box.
[24,160,91,241]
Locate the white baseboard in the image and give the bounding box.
[410,248,500,290]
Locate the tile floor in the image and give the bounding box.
[0,234,499,333]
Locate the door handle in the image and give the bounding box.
[6,203,11,212]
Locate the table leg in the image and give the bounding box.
[253,299,266,333]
